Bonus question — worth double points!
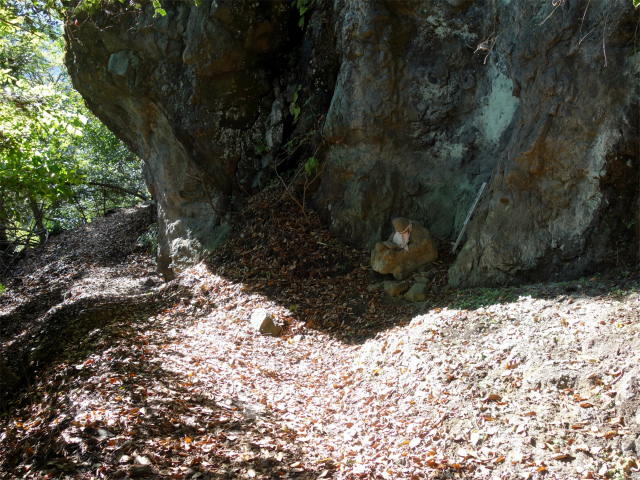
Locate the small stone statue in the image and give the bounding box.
[382,217,412,251]
[371,217,438,280]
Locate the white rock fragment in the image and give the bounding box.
[250,309,282,336]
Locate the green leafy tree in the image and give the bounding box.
[0,18,86,246]
[0,1,147,266]
[59,112,147,229]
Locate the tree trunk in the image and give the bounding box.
[28,196,46,244]
[0,224,10,254]
[87,182,148,201]
[0,197,13,254]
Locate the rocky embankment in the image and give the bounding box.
[64,0,640,285]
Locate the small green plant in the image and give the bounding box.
[304,157,319,176]
[611,287,627,298]
[291,0,315,28]
[0,283,5,295]
[48,221,65,236]
[256,139,270,155]
[136,223,158,255]
[289,85,301,123]
[151,0,166,16]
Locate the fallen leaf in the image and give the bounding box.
[483,394,502,403]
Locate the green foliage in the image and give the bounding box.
[0,4,147,260]
[0,283,4,294]
[304,156,318,176]
[53,112,147,230]
[256,139,269,155]
[136,223,158,256]
[0,0,60,39]
[291,0,315,28]
[0,29,87,228]
[151,0,166,17]
[635,0,639,8]
[0,0,171,36]
[289,85,301,123]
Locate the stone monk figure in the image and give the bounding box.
[383,217,412,251]
[372,217,438,280]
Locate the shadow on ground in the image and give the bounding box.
[1,305,315,479]
[203,185,640,345]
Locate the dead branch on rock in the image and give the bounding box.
[474,4,526,64]
[539,0,565,26]
[184,173,225,218]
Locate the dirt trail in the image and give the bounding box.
[1,193,639,480]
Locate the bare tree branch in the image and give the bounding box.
[86,182,148,201]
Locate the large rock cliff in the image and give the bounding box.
[64,0,639,285]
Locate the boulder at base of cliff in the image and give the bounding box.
[371,222,438,280]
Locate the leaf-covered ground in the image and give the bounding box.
[1,189,639,480]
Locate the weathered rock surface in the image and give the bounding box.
[65,1,295,278]
[383,280,409,297]
[616,366,640,440]
[404,283,429,302]
[445,4,640,287]
[250,309,282,336]
[65,0,639,285]
[316,1,639,287]
[371,221,438,280]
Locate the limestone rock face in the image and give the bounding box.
[65,0,639,285]
[371,222,438,280]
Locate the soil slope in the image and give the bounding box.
[1,190,639,480]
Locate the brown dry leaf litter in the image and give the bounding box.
[0,187,639,480]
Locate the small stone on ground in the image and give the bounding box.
[404,283,429,302]
[384,281,409,297]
